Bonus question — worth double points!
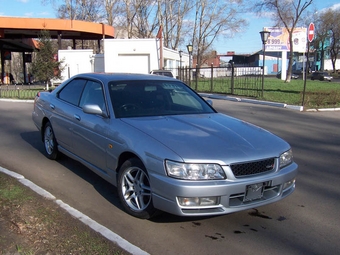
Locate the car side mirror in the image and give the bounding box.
[83,104,108,118]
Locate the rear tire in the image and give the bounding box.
[117,158,158,219]
[43,122,60,160]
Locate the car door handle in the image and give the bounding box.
[74,114,81,121]
[50,104,55,110]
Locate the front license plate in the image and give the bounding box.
[244,183,264,201]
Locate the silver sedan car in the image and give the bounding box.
[32,73,298,219]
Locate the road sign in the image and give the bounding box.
[308,23,315,42]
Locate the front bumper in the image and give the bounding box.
[150,162,298,216]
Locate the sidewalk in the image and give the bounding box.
[199,93,340,112]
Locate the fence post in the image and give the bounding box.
[195,65,198,90]
[231,62,235,95]
[189,66,192,88]
[178,66,182,81]
[185,67,188,85]
[210,64,214,92]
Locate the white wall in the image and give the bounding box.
[323,59,340,71]
[58,49,93,82]
[116,54,150,73]
[103,38,190,74]
[104,39,159,73]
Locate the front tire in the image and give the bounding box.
[117,158,157,219]
[43,122,60,160]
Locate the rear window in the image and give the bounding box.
[151,71,173,77]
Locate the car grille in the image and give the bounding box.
[230,158,275,177]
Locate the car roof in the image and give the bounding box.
[71,72,176,83]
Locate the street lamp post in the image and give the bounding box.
[259,31,270,97]
[186,44,193,67]
[186,44,193,83]
[179,50,183,79]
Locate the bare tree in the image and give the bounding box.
[106,0,158,39]
[42,0,74,19]
[105,0,122,26]
[135,0,159,38]
[191,0,247,67]
[45,0,247,66]
[157,0,193,50]
[253,0,313,82]
[54,0,104,21]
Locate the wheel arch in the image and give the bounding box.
[116,152,144,174]
[41,117,50,141]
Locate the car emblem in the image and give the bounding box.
[266,164,274,169]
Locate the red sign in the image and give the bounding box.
[308,23,315,42]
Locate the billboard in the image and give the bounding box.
[264,27,307,52]
[4,51,11,60]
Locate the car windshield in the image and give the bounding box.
[109,80,215,118]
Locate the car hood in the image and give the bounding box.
[121,113,290,164]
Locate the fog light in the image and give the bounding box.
[178,197,219,207]
[283,179,295,191]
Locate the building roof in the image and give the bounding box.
[0,17,115,52]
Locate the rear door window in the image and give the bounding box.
[58,79,87,106]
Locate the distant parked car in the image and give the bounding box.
[276,71,299,79]
[150,70,174,78]
[311,71,333,81]
[32,73,298,219]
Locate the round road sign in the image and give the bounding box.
[308,23,315,42]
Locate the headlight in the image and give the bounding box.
[165,160,226,180]
[279,149,293,168]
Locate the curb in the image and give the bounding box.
[0,166,150,255]
[306,107,340,112]
[0,98,34,103]
[199,93,340,112]
[199,93,304,111]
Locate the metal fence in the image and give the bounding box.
[174,63,262,98]
[0,84,43,99]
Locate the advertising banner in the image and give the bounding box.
[264,27,307,53]
[4,51,11,60]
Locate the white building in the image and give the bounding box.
[57,38,189,84]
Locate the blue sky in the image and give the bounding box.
[1,0,339,54]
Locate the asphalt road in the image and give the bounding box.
[0,99,339,255]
